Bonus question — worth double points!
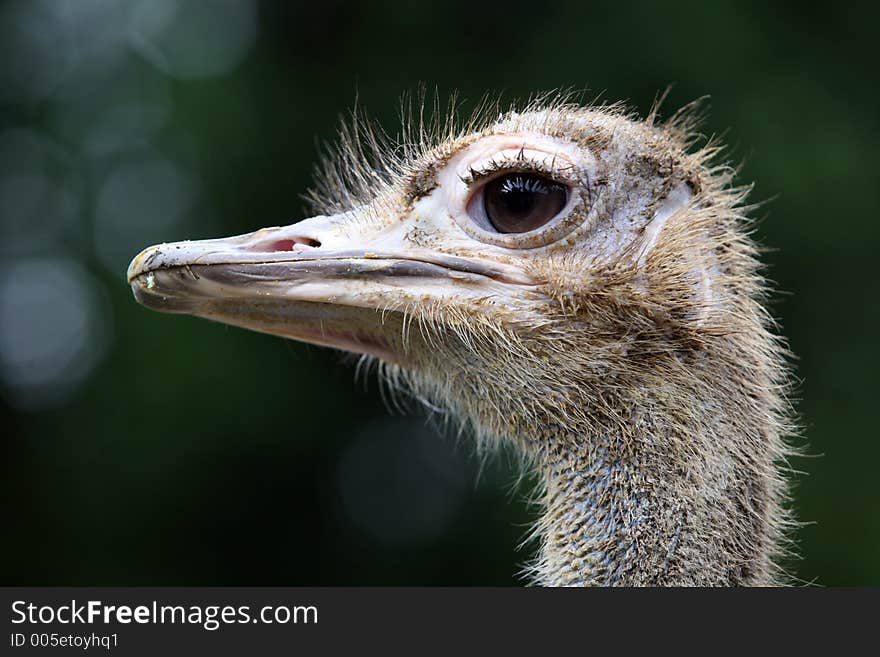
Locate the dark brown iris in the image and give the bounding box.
[483,173,568,234]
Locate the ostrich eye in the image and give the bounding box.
[482,173,568,234]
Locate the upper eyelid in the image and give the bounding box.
[458,150,580,187]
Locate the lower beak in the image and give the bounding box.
[127,215,534,360]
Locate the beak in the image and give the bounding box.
[127,213,534,361]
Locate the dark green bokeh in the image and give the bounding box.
[2,0,877,585]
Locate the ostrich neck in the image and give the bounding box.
[532,400,781,586]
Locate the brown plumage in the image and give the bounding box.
[128,93,798,586]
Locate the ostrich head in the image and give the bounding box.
[128,97,795,586]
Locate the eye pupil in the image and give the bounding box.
[484,173,567,234]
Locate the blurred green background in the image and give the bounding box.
[1,0,877,585]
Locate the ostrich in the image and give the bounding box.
[128,95,796,586]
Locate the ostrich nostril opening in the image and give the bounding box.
[253,236,322,252]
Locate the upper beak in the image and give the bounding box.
[127,213,534,359]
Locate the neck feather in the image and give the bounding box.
[530,371,787,586]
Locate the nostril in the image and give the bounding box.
[253,236,322,252]
[269,239,296,252]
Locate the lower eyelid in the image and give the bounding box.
[454,184,588,249]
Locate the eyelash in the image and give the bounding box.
[458,153,580,188]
